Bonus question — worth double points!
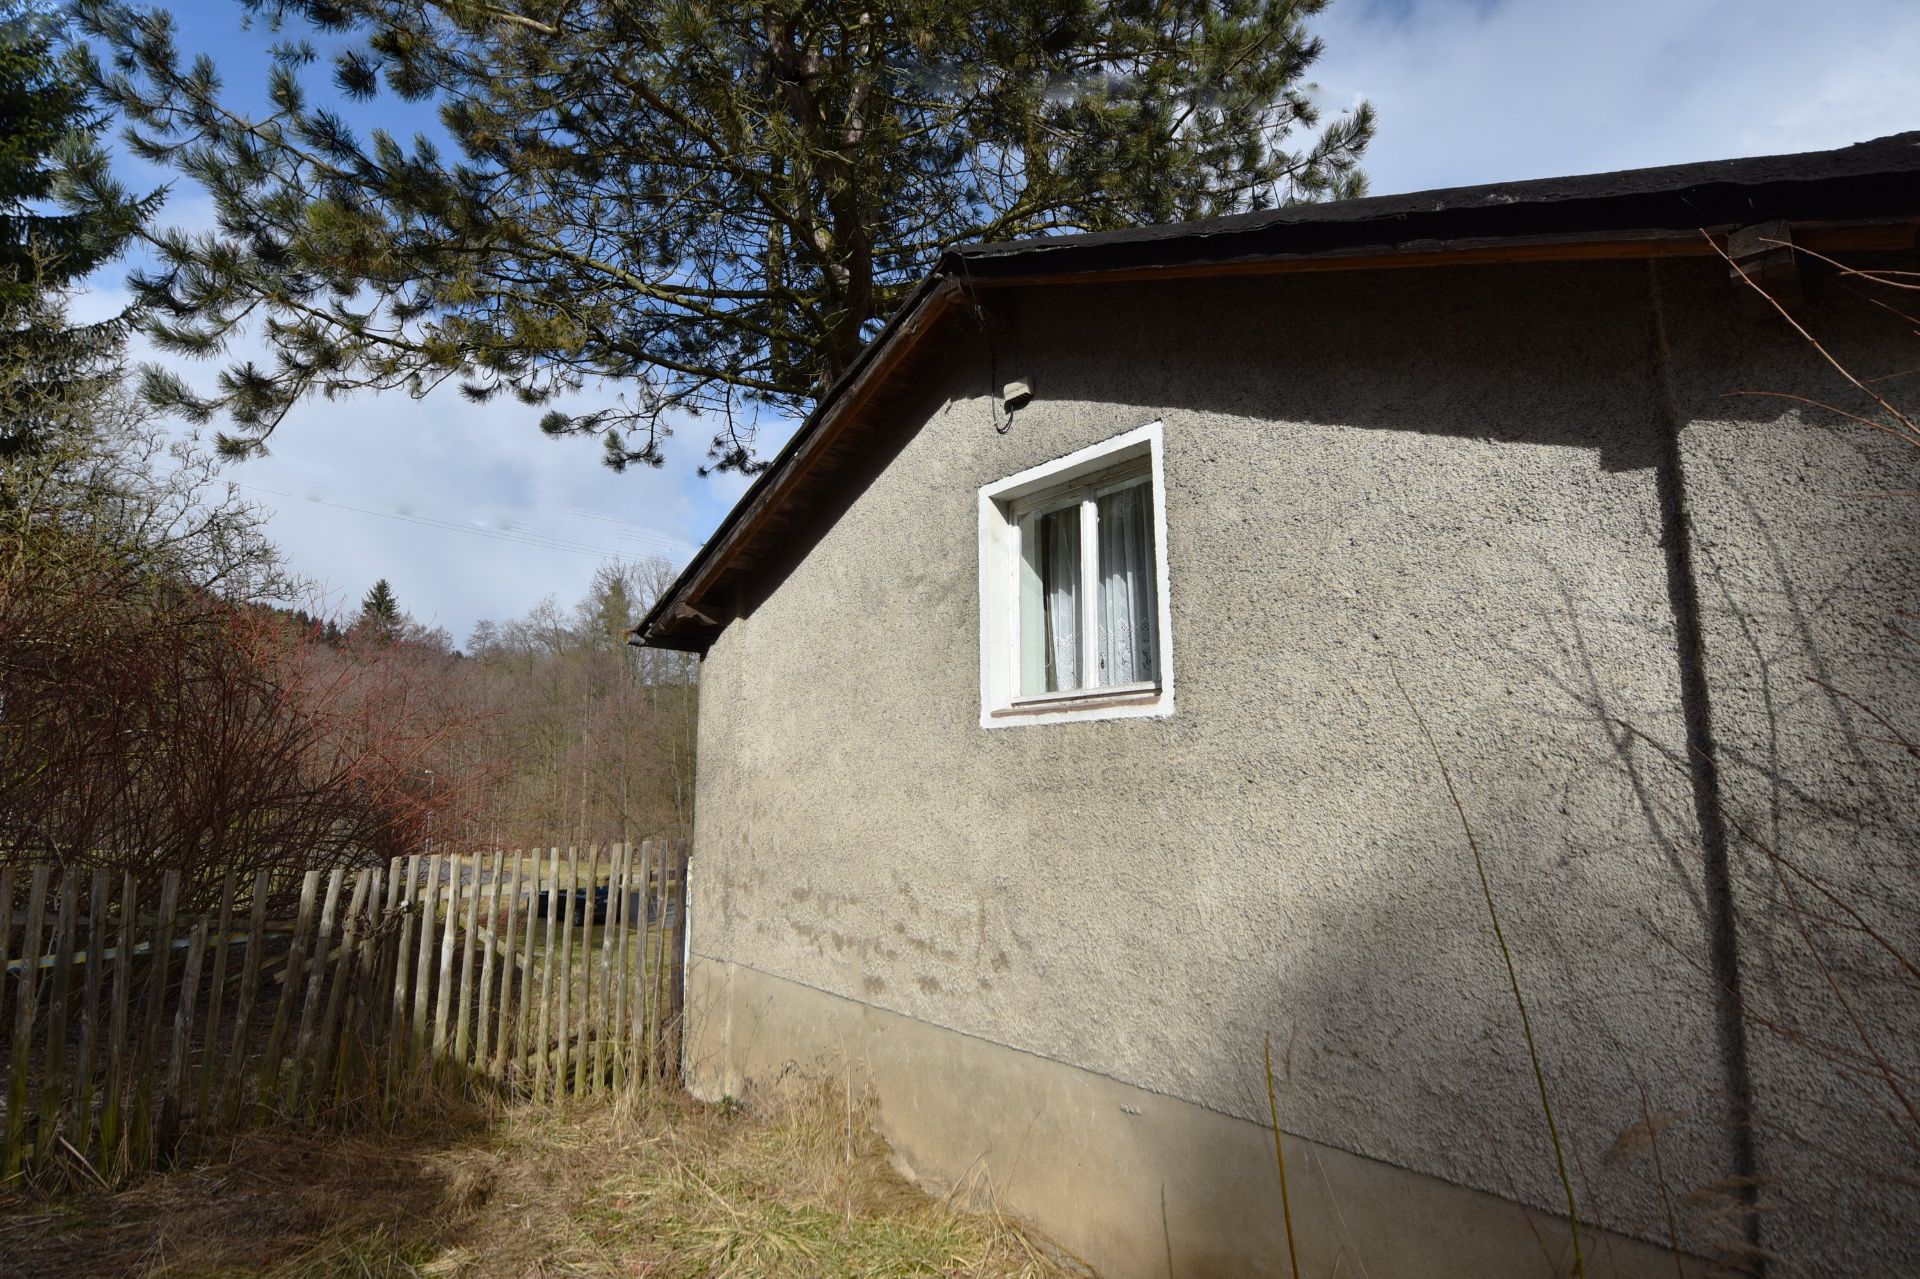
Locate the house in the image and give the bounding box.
[636,135,1920,1277]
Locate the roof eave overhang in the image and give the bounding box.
[635,209,1919,654]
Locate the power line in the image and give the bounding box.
[239,481,637,559]
[221,476,684,562]
[563,505,696,552]
[145,459,699,563]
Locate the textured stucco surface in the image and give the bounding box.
[689,956,1700,1279]
[685,257,1920,1274]
[1654,259,1920,1277]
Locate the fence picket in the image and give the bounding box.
[219,873,270,1128]
[605,844,629,1093]
[286,869,345,1108]
[309,870,371,1117]
[412,856,441,1066]
[669,842,689,1080]
[389,855,419,1088]
[494,853,521,1082]
[515,854,539,1084]
[346,865,390,1105]
[432,861,459,1063]
[0,867,14,1041]
[475,851,503,1071]
[158,918,209,1152]
[633,840,654,1085]
[98,873,136,1175]
[557,847,579,1096]
[652,843,670,1083]
[257,870,321,1120]
[575,844,600,1095]
[72,869,109,1159]
[372,859,402,1043]
[196,871,239,1126]
[454,857,482,1069]
[129,870,180,1169]
[4,864,49,1178]
[37,868,80,1164]
[536,848,560,1102]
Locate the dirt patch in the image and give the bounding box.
[0,1087,1092,1278]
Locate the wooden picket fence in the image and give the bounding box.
[0,839,688,1187]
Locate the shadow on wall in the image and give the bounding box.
[1161,254,1920,1275]
[1016,255,1920,1273]
[1005,258,1758,1267]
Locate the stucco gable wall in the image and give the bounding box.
[690,258,1750,1262]
[1657,256,1920,1277]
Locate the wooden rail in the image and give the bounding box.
[0,839,688,1187]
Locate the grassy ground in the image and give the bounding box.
[0,1085,1092,1279]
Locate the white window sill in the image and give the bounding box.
[984,682,1171,728]
[1006,680,1157,710]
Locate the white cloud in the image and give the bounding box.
[1312,0,1920,195]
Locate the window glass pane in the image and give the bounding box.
[1017,515,1046,695]
[1096,482,1157,686]
[1024,504,1079,692]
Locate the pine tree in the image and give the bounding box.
[0,1,151,456]
[75,0,1373,473]
[360,578,399,631]
[581,564,636,654]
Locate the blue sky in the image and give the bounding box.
[77,0,1920,644]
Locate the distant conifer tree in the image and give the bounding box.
[360,578,400,631]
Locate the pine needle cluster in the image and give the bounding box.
[74,0,1374,472]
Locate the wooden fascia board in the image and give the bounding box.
[955,220,1917,292]
[645,277,966,641]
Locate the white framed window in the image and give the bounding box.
[977,421,1174,728]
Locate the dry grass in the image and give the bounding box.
[0,1084,1090,1279]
